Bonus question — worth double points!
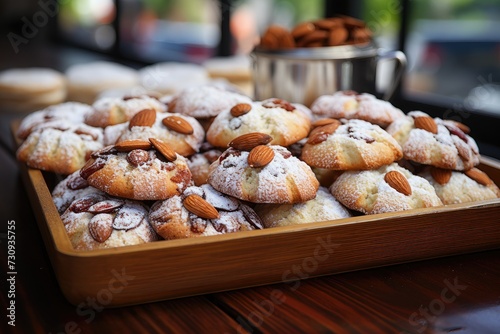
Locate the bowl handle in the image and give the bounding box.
[377,49,407,100]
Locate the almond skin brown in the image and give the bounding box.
[229,133,273,151]
[384,171,412,196]
[88,214,113,243]
[162,116,194,135]
[129,109,156,129]
[149,138,177,162]
[115,140,152,152]
[430,167,452,185]
[248,145,275,168]
[465,168,492,186]
[230,103,252,117]
[414,116,438,134]
[183,194,220,219]
[312,118,339,128]
[307,120,341,145]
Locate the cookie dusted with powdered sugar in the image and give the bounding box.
[80,138,192,201]
[149,184,263,240]
[103,109,205,157]
[85,95,166,128]
[310,91,404,127]
[300,119,402,170]
[169,84,252,119]
[254,187,351,228]
[16,102,93,140]
[208,133,319,204]
[419,166,500,205]
[207,98,311,148]
[386,111,480,171]
[61,194,158,250]
[16,121,104,175]
[330,163,442,215]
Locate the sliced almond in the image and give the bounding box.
[129,109,156,129]
[230,103,252,117]
[88,214,113,243]
[430,167,452,185]
[229,132,273,151]
[248,145,275,168]
[114,140,152,152]
[384,170,412,196]
[465,168,492,186]
[183,194,220,219]
[414,116,438,134]
[162,115,194,135]
[149,138,177,162]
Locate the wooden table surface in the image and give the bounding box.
[1,111,500,334]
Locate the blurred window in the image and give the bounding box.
[403,0,500,117]
[59,0,116,50]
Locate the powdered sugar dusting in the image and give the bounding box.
[208,146,318,203]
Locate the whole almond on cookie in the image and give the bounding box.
[230,103,252,117]
[129,108,156,129]
[229,133,273,151]
[88,214,113,243]
[115,139,152,152]
[414,116,438,134]
[307,120,341,145]
[183,194,220,219]
[162,115,194,135]
[149,138,177,162]
[312,118,340,128]
[465,168,492,186]
[430,167,452,185]
[248,145,275,168]
[384,171,412,196]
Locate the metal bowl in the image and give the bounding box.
[251,43,406,106]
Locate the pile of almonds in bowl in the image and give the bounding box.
[258,15,372,50]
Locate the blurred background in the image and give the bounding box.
[0,0,499,144]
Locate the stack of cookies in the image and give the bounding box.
[14,82,499,250]
[0,68,66,112]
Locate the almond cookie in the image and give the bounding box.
[61,194,158,250]
[310,91,404,128]
[168,84,252,129]
[103,110,205,156]
[207,98,312,148]
[16,102,93,140]
[52,171,104,214]
[208,134,319,203]
[419,166,500,204]
[330,163,443,214]
[254,187,351,228]
[149,184,263,240]
[16,122,104,175]
[187,149,222,186]
[301,119,403,170]
[80,138,192,200]
[85,95,166,128]
[386,111,480,171]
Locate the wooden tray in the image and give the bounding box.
[14,122,500,307]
